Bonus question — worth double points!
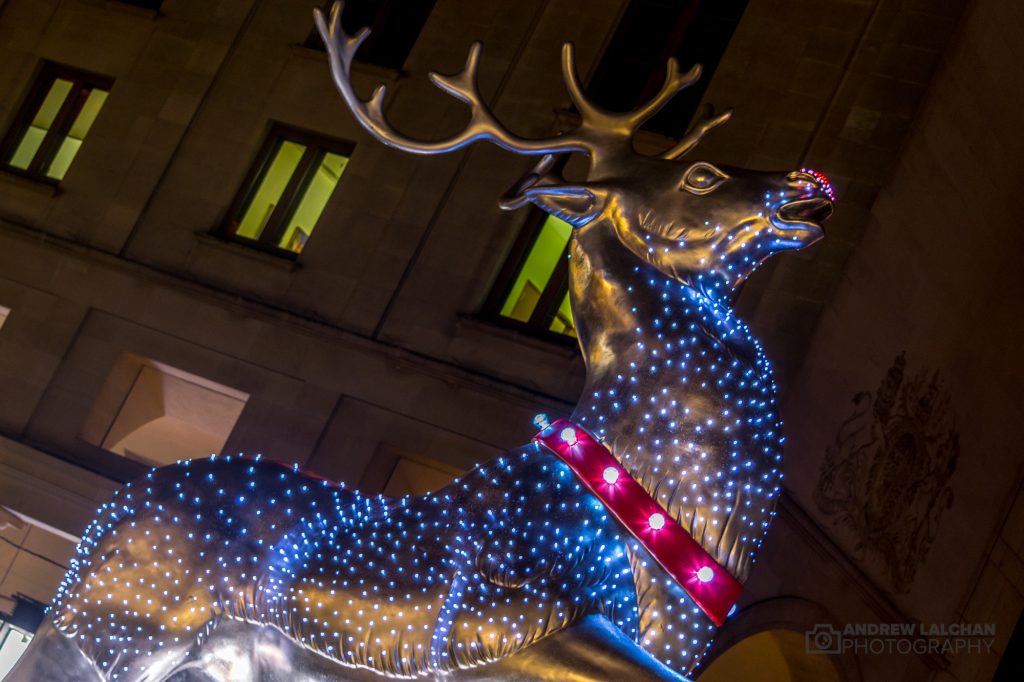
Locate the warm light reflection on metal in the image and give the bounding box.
[6,1,832,680]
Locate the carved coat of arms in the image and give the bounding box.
[815,352,959,592]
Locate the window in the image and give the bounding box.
[305,0,437,71]
[383,454,462,497]
[0,63,111,182]
[487,213,576,338]
[81,353,249,467]
[223,127,350,256]
[0,621,32,679]
[587,0,748,137]
[115,0,162,9]
[0,510,76,677]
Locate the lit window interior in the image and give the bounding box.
[279,152,348,253]
[7,79,71,170]
[549,290,574,336]
[499,215,575,336]
[234,139,348,254]
[0,622,32,679]
[44,88,108,180]
[236,140,306,241]
[6,78,109,181]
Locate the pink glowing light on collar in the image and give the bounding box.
[535,418,742,626]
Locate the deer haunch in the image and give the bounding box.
[15,451,711,681]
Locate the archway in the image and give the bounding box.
[697,629,842,682]
[696,597,861,682]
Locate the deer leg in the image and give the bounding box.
[3,619,103,682]
[121,615,689,682]
[158,618,385,682]
[463,614,692,682]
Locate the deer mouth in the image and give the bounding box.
[775,197,833,227]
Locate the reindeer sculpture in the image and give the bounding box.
[6,3,832,681]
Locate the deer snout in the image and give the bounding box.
[767,169,834,240]
[789,168,835,202]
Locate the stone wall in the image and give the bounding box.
[777,0,1024,678]
[0,0,1016,679]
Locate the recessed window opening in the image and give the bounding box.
[223,127,351,256]
[82,354,249,467]
[0,63,112,182]
[383,454,463,497]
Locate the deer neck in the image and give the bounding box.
[567,219,760,455]
[565,220,778,581]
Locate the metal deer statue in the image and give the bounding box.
[7,3,832,681]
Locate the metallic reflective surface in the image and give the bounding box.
[6,2,832,681]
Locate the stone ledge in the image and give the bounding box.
[289,43,404,86]
[0,170,62,199]
[192,231,303,273]
[79,0,162,21]
[0,433,117,538]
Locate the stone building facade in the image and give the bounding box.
[0,0,1020,680]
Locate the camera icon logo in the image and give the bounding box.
[806,624,842,654]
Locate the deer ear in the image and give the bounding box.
[521,186,603,228]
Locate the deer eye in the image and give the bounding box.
[681,162,728,195]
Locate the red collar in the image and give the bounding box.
[534,418,741,626]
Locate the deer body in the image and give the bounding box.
[25,454,647,680]
[7,3,833,680]
[10,242,784,682]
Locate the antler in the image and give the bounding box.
[560,43,703,141]
[661,104,732,160]
[314,1,595,158]
[314,1,727,164]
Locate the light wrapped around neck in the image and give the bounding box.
[535,418,742,626]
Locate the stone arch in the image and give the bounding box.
[696,597,861,682]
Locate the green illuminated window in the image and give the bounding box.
[490,214,576,338]
[224,127,351,256]
[0,64,111,182]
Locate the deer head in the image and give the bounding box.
[315,1,833,295]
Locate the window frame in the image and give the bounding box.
[0,62,113,184]
[483,209,577,345]
[220,124,353,259]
